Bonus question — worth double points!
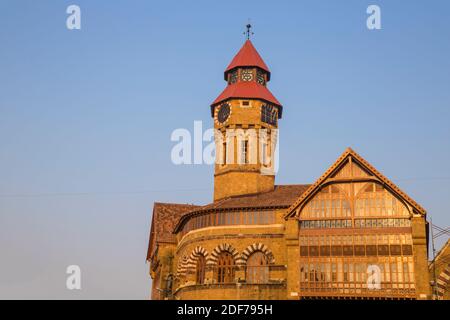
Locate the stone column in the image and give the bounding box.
[205,266,215,285]
[235,265,246,283]
[159,246,175,299]
[411,215,432,300]
[285,219,300,300]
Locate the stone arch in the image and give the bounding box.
[240,243,275,266]
[436,263,450,300]
[208,243,239,266]
[186,246,209,271]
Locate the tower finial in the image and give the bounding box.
[244,23,254,40]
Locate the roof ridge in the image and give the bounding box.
[275,183,312,187]
[153,201,200,207]
[430,239,450,266]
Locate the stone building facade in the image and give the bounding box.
[146,39,433,300]
[429,240,450,300]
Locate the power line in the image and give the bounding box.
[0,176,450,199]
[396,177,450,182]
[432,223,450,239]
[0,188,210,198]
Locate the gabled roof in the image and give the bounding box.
[146,202,200,261]
[173,184,310,233]
[211,81,282,109]
[430,239,450,267]
[225,40,270,76]
[285,147,427,219]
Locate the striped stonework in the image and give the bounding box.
[186,246,209,272]
[176,255,189,277]
[240,243,275,265]
[436,264,450,300]
[208,243,240,266]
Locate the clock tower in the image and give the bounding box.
[211,37,283,201]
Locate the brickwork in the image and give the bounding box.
[411,216,432,299]
[429,240,450,300]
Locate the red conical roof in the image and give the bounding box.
[225,40,270,75]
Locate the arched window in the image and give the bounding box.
[246,251,269,284]
[196,255,206,284]
[217,252,235,283]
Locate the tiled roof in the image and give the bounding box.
[225,40,270,75]
[173,184,311,233]
[211,81,282,108]
[431,239,450,266]
[146,202,200,261]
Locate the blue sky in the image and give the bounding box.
[0,0,449,299]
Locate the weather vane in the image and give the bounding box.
[244,23,254,40]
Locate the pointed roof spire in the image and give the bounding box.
[224,40,270,77]
[212,35,281,116]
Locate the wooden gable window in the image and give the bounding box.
[217,252,235,283]
[355,182,409,218]
[246,252,269,284]
[196,255,206,284]
[301,185,351,219]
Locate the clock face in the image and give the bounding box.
[229,70,238,84]
[261,104,277,126]
[256,69,266,85]
[241,69,254,82]
[217,103,231,123]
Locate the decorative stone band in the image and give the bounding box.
[186,246,209,272]
[208,243,240,266]
[241,243,275,265]
[436,264,450,300]
[176,242,277,277]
